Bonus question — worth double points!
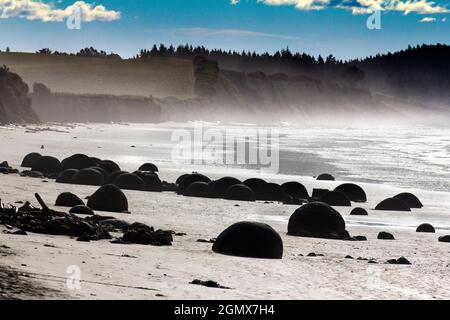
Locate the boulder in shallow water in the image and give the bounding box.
[225,184,256,202]
[21,152,42,168]
[320,191,351,207]
[334,183,367,203]
[317,173,335,181]
[375,198,411,212]
[207,177,242,198]
[184,181,209,197]
[378,231,395,240]
[394,193,423,209]
[281,182,309,200]
[69,205,95,216]
[212,221,283,259]
[61,154,94,171]
[113,173,146,191]
[87,184,128,213]
[288,202,348,240]
[350,207,368,216]
[31,156,61,174]
[70,168,105,186]
[178,173,211,195]
[56,169,78,184]
[138,163,159,172]
[55,192,84,207]
[243,178,267,193]
[255,183,286,202]
[416,223,435,233]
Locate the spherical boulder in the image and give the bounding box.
[317,173,335,181]
[288,202,347,239]
[89,157,101,165]
[212,221,283,259]
[70,168,105,186]
[87,184,128,213]
[138,163,159,172]
[394,193,423,209]
[61,154,94,170]
[55,192,84,207]
[311,189,330,200]
[56,169,79,184]
[69,205,95,216]
[177,173,211,195]
[21,152,42,168]
[184,181,209,197]
[255,183,286,202]
[378,231,395,240]
[109,170,129,184]
[113,173,146,191]
[416,223,435,233]
[243,178,267,193]
[281,182,309,200]
[97,160,121,174]
[31,156,61,174]
[350,207,368,216]
[207,177,242,198]
[133,171,162,192]
[176,174,190,185]
[334,183,367,202]
[320,191,351,207]
[375,198,411,212]
[225,184,256,202]
[90,166,109,182]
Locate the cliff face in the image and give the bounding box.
[0,66,39,124]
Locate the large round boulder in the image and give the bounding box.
[113,173,146,191]
[61,154,94,170]
[225,184,256,202]
[212,222,283,259]
[375,198,411,212]
[317,173,335,181]
[21,152,42,168]
[184,181,209,197]
[350,207,368,216]
[176,174,190,185]
[87,184,128,213]
[243,178,267,193]
[416,223,435,233]
[56,169,79,184]
[334,183,367,203]
[109,170,129,184]
[90,166,109,182]
[31,156,61,174]
[69,205,95,216]
[394,193,423,209]
[177,173,211,195]
[256,183,286,202]
[281,182,309,200]
[133,171,162,192]
[138,163,159,172]
[288,202,347,239]
[320,191,351,207]
[207,177,242,198]
[70,168,105,186]
[97,160,121,174]
[55,192,84,207]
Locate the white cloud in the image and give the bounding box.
[0,0,121,22]
[418,16,436,22]
[230,0,240,4]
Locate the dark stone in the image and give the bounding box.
[70,168,105,186]
[21,170,44,178]
[99,219,131,231]
[177,173,211,195]
[281,182,309,200]
[311,189,329,200]
[69,205,95,216]
[31,156,61,174]
[394,193,423,209]
[113,173,146,191]
[243,178,267,193]
[378,231,395,240]
[350,207,368,216]
[207,177,242,198]
[55,192,84,207]
[184,181,209,197]
[176,174,190,185]
[438,235,450,243]
[190,279,230,289]
[56,169,78,183]
[387,257,411,265]
[61,154,94,170]
[345,255,354,259]
[109,170,129,184]
[122,223,173,246]
[255,183,286,202]
[0,161,9,168]
[21,152,42,168]
[89,157,101,165]
[87,184,128,213]
[317,173,335,181]
[288,202,348,240]
[416,223,435,233]
[90,166,109,182]
[212,221,283,259]
[133,171,162,192]
[375,198,411,211]
[224,184,256,202]
[334,183,367,202]
[138,163,159,172]
[320,191,351,207]
[97,160,121,174]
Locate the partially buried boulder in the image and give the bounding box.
[176,174,190,185]
[87,184,128,213]
[416,223,435,233]
[133,171,162,192]
[113,173,146,191]
[70,168,105,186]
[243,178,267,193]
[56,169,78,184]
[21,152,42,168]
[69,205,95,216]
[350,207,368,216]
[55,192,84,207]
[97,160,121,174]
[281,182,309,200]
[317,173,335,181]
[225,184,256,202]
[256,183,286,202]
[288,202,348,240]
[320,191,351,207]
[334,183,367,203]
[378,231,395,240]
[394,193,423,209]
[31,156,61,174]
[207,177,241,198]
[184,181,209,198]
[212,221,283,259]
[122,223,173,246]
[138,163,159,172]
[177,173,211,195]
[109,170,129,184]
[438,235,450,243]
[375,198,410,212]
[61,154,93,170]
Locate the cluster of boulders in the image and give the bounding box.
[0,161,18,174]
[375,193,423,212]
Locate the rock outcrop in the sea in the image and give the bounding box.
[0,66,39,124]
[87,184,129,213]
[212,221,283,259]
[375,198,411,212]
[334,183,367,203]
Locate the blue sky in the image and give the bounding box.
[0,0,448,60]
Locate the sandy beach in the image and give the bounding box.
[1,123,450,300]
